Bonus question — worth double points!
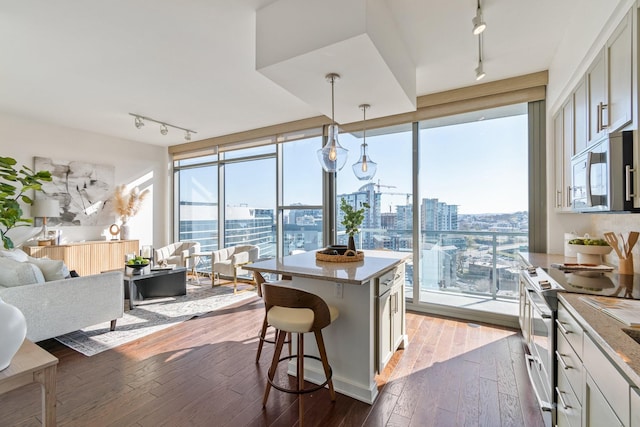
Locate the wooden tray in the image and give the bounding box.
[315,250,364,263]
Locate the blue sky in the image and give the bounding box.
[182,113,528,215]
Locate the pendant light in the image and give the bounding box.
[317,73,348,172]
[352,104,377,181]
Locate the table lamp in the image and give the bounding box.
[32,199,60,243]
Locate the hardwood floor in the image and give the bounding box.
[0,295,545,427]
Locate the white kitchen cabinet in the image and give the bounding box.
[584,372,624,427]
[376,262,405,373]
[574,78,588,155]
[554,99,575,211]
[607,9,633,132]
[631,387,640,427]
[587,48,608,145]
[556,366,582,427]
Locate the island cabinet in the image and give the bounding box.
[24,240,139,276]
[376,262,405,373]
[244,250,409,405]
[631,387,640,427]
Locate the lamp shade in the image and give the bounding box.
[31,199,60,218]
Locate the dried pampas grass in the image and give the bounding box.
[113,184,149,223]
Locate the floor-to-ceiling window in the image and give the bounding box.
[416,104,529,315]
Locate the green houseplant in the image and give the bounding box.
[340,197,370,252]
[0,157,52,249]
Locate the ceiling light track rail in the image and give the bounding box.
[129,113,197,141]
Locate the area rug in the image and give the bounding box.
[55,283,257,356]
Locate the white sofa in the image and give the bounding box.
[212,244,260,292]
[0,270,124,342]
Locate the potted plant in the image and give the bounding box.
[0,157,52,249]
[340,197,370,253]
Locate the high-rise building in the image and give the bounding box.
[421,198,458,231]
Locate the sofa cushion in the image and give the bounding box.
[0,257,45,287]
[0,248,29,262]
[26,256,68,281]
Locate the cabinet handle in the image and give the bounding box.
[556,190,561,208]
[566,186,572,207]
[555,387,572,410]
[599,101,608,130]
[555,350,572,370]
[597,103,602,133]
[626,165,635,202]
[556,319,571,335]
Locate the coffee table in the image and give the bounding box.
[124,267,187,309]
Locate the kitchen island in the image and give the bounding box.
[244,250,410,404]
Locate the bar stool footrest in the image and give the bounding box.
[268,354,332,395]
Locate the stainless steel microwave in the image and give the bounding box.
[571,130,636,212]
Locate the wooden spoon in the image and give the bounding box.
[604,232,624,258]
[626,231,639,256]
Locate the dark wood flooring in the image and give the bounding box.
[0,295,545,427]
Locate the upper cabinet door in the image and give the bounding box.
[574,78,588,155]
[587,48,607,145]
[607,10,633,132]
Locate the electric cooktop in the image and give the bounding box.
[546,267,640,300]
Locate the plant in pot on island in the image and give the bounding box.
[0,157,52,370]
[112,184,149,241]
[340,198,370,255]
[567,235,612,265]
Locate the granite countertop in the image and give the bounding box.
[244,250,411,285]
[519,252,640,388]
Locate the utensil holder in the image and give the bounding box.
[619,254,634,275]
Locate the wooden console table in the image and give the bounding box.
[25,240,139,276]
[0,340,58,426]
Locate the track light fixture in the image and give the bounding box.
[352,104,377,181]
[472,0,486,35]
[129,113,197,141]
[317,73,348,173]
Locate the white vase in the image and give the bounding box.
[0,297,27,371]
[120,223,131,240]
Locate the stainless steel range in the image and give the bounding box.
[519,266,563,427]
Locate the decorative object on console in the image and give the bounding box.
[339,197,370,253]
[109,223,120,240]
[112,184,149,240]
[0,297,27,371]
[0,156,52,249]
[317,73,348,173]
[604,231,639,275]
[352,104,377,181]
[31,199,60,245]
[34,156,114,226]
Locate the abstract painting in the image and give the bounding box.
[34,157,115,226]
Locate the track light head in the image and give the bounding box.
[134,116,144,129]
[475,62,486,81]
[160,124,168,135]
[472,14,486,35]
[184,131,191,141]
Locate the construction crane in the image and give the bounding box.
[374,179,396,192]
[373,180,411,209]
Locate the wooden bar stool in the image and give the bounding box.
[253,272,291,363]
[261,283,339,426]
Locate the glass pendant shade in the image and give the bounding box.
[317,124,348,172]
[352,143,377,180]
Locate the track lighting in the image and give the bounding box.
[475,34,486,81]
[134,116,144,129]
[129,113,197,142]
[472,0,486,35]
[317,73,348,173]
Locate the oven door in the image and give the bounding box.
[524,289,554,423]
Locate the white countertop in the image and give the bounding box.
[244,250,411,285]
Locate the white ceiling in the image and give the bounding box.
[0,0,586,147]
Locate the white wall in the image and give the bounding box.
[0,112,170,249]
[545,0,637,254]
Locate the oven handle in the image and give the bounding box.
[527,291,552,319]
[525,355,553,412]
[556,318,571,335]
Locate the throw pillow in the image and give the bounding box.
[0,248,29,262]
[26,256,67,282]
[0,257,46,287]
